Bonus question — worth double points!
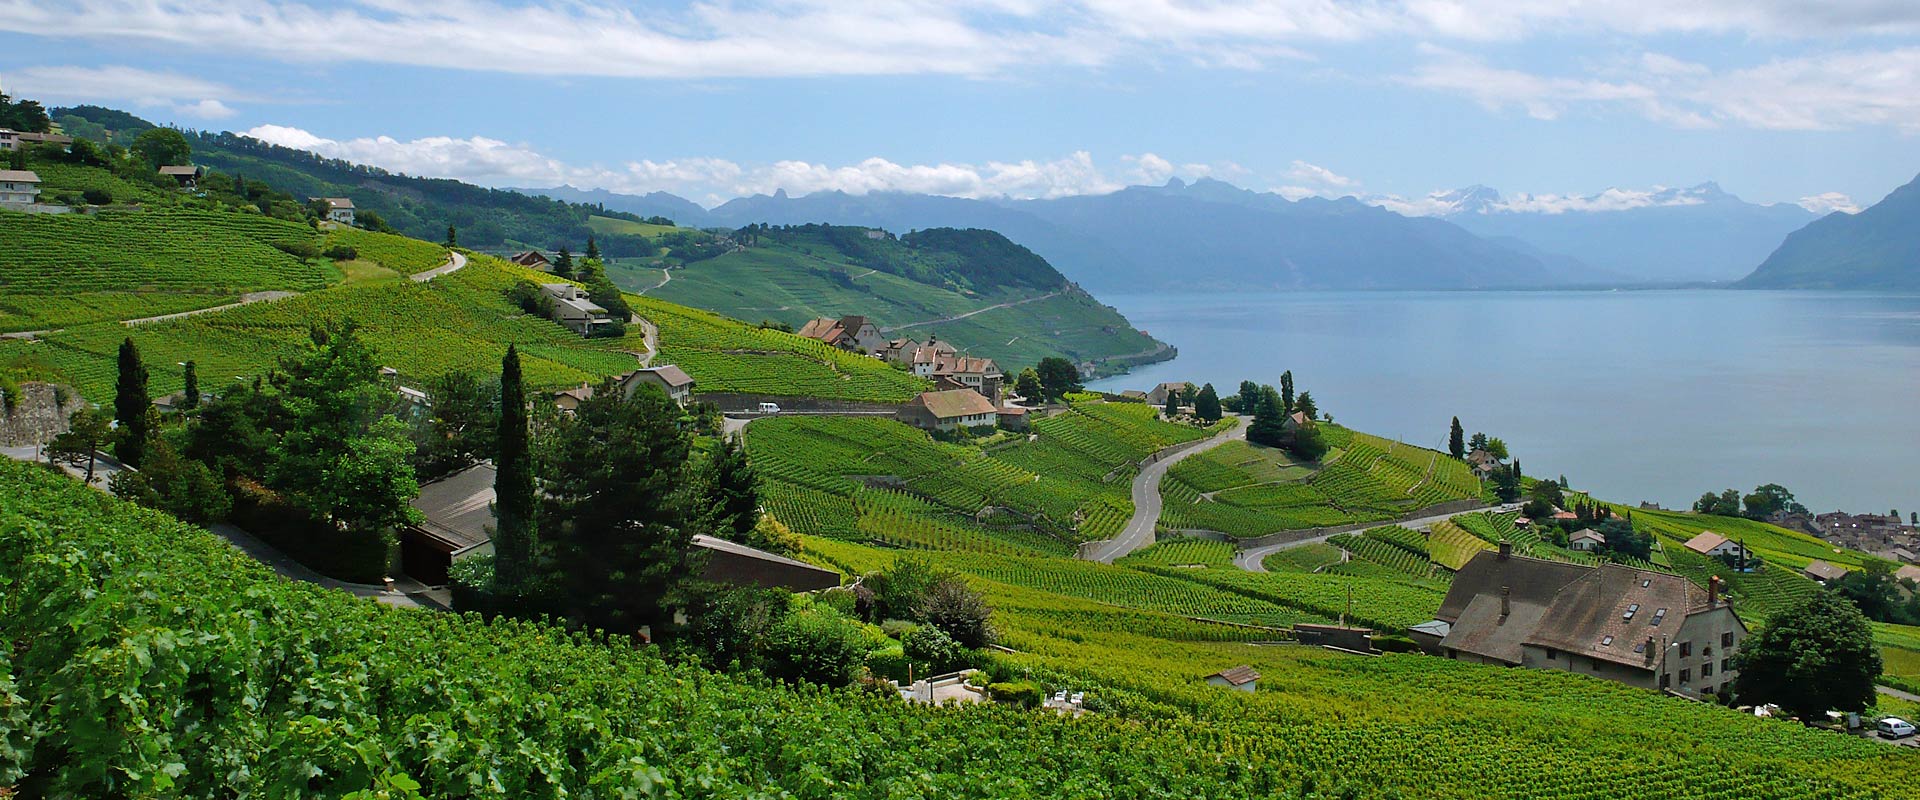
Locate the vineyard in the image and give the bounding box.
[1116,537,1239,569]
[5,433,1918,797]
[325,227,450,275]
[628,293,926,401]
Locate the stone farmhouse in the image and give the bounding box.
[320,197,355,225]
[0,169,40,207]
[1567,529,1606,552]
[1413,545,1746,699]
[1681,531,1745,560]
[399,463,836,590]
[798,315,883,353]
[1144,382,1190,406]
[0,129,71,150]
[884,335,1003,400]
[539,283,614,335]
[899,388,999,432]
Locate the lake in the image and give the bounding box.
[1088,290,1920,515]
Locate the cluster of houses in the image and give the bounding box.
[793,315,1029,434]
[1412,543,1747,699]
[0,128,71,151]
[551,365,695,412]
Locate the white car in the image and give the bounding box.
[1878,717,1915,739]
[757,402,781,414]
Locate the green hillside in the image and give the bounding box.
[1738,172,1920,289]
[5,453,1917,798]
[625,224,1167,372]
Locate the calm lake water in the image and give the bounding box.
[1088,290,1920,515]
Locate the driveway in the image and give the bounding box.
[1082,418,1246,564]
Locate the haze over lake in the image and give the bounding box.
[1091,290,1920,515]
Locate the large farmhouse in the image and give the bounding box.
[1413,545,1746,699]
[798,315,883,353]
[0,169,40,207]
[899,388,999,432]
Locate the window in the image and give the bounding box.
[1600,636,1614,646]
[1546,648,1557,660]
[1702,662,1713,678]
[1680,668,1691,684]
[1721,658,1732,672]
[1622,603,1639,621]
[1679,641,1692,658]
[1721,631,1734,647]
[1651,609,1667,626]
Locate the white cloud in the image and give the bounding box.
[1797,192,1861,214]
[7,1,1920,82]
[1403,46,1920,133]
[241,124,1167,203]
[4,64,243,118]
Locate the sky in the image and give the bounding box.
[3,1,1919,212]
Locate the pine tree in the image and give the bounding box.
[446,225,458,247]
[1295,390,1317,420]
[553,246,575,280]
[1279,371,1295,414]
[1237,380,1261,414]
[493,345,535,595]
[585,236,600,261]
[1193,383,1222,422]
[703,433,760,539]
[181,361,199,411]
[113,338,151,467]
[1163,389,1181,418]
[1448,416,1465,459]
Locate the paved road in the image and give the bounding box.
[410,250,467,282]
[1083,419,1247,564]
[1233,502,1519,572]
[123,290,299,326]
[635,266,672,295]
[879,291,1061,333]
[1880,685,1920,704]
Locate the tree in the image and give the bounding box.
[268,324,422,542]
[1528,478,1565,509]
[702,433,760,540]
[1034,357,1082,402]
[1733,591,1882,719]
[131,127,191,169]
[413,370,497,477]
[1281,422,1330,462]
[1693,489,1742,517]
[1448,417,1465,459]
[445,225,458,247]
[1247,385,1287,447]
[903,624,967,674]
[539,381,703,635]
[1193,383,1222,423]
[578,259,632,323]
[1595,517,1651,561]
[553,246,575,280]
[1830,561,1920,625]
[1294,390,1318,420]
[182,379,274,481]
[862,554,944,622]
[1279,371,1295,414]
[917,576,994,648]
[1469,432,1489,452]
[585,235,601,261]
[1236,380,1261,415]
[180,361,199,411]
[1013,368,1043,402]
[113,338,151,468]
[1742,483,1807,519]
[1484,437,1509,461]
[48,407,111,485]
[493,346,536,595]
[1492,462,1522,503]
[1163,388,1181,417]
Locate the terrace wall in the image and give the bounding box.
[701,392,909,415]
[0,382,85,446]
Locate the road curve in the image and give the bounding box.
[1083,418,1247,564]
[1232,502,1520,572]
[410,250,467,282]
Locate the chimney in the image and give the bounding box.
[1500,586,1511,618]
[1498,541,1512,560]
[1645,636,1656,664]
[1708,576,1721,608]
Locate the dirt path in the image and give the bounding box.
[1082,418,1247,564]
[635,267,672,295]
[123,290,299,326]
[878,291,1061,333]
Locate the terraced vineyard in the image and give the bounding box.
[1116,537,1239,569]
[628,293,925,401]
[325,227,450,275]
[1427,520,1498,570]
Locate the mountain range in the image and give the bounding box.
[1738,173,1920,289]
[518,177,1833,291]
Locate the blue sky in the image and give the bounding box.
[3,1,1919,212]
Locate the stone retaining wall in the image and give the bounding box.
[0,383,84,446]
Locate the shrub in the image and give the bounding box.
[880,618,918,639]
[1373,634,1418,654]
[864,648,911,682]
[323,244,360,261]
[918,577,993,648]
[764,606,873,686]
[272,239,320,260]
[988,681,1042,708]
[81,188,112,206]
[903,624,967,674]
[685,586,794,672]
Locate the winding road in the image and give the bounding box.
[117,250,467,328]
[1232,502,1519,572]
[1082,418,1247,564]
[409,250,467,282]
[878,291,1061,334]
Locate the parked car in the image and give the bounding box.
[1877,717,1915,739]
[758,402,781,414]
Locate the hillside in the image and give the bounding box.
[48,106,668,257]
[6,427,1918,797]
[1738,173,1920,289]
[625,224,1167,372]
[1434,183,1816,283]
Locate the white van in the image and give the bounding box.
[757,402,781,414]
[1878,717,1915,739]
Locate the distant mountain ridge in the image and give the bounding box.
[1738,173,1920,289]
[1417,182,1817,283]
[518,177,1599,292]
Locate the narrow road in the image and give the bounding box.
[1232,502,1519,572]
[1880,685,1920,704]
[410,250,467,282]
[635,266,672,295]
[1083,418,1247,564]
[878,291,1061,333]
[123,290,298,326]
[634,315,659,366]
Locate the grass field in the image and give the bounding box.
[586,215,678,238]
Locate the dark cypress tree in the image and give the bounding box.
[493,345,535,595]
[553,246,575,280]
[1448,416,1465,459]
[181,361,199,411]
[446,225,458,247]
[1280,371,1295,414]
[703,433,760,539]
[113,337,150,467]
[1193,383,1223,422]
[585,235,600,261]
[1164,389,1181,417]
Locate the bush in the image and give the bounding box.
[587,319,628,339]
[447,553,497,612]
[323,244,360,261]
[816,586,858,616]
[764,606,873,687]
[879,618,918,639]
[903,625,967,674]
[685,586,794,672]
[864,648,911,682]
[918,577,993,648]
[272,239,321,260]
[81,188,112,206]
[988,681,1043,708]
[1373,634,1417,654]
